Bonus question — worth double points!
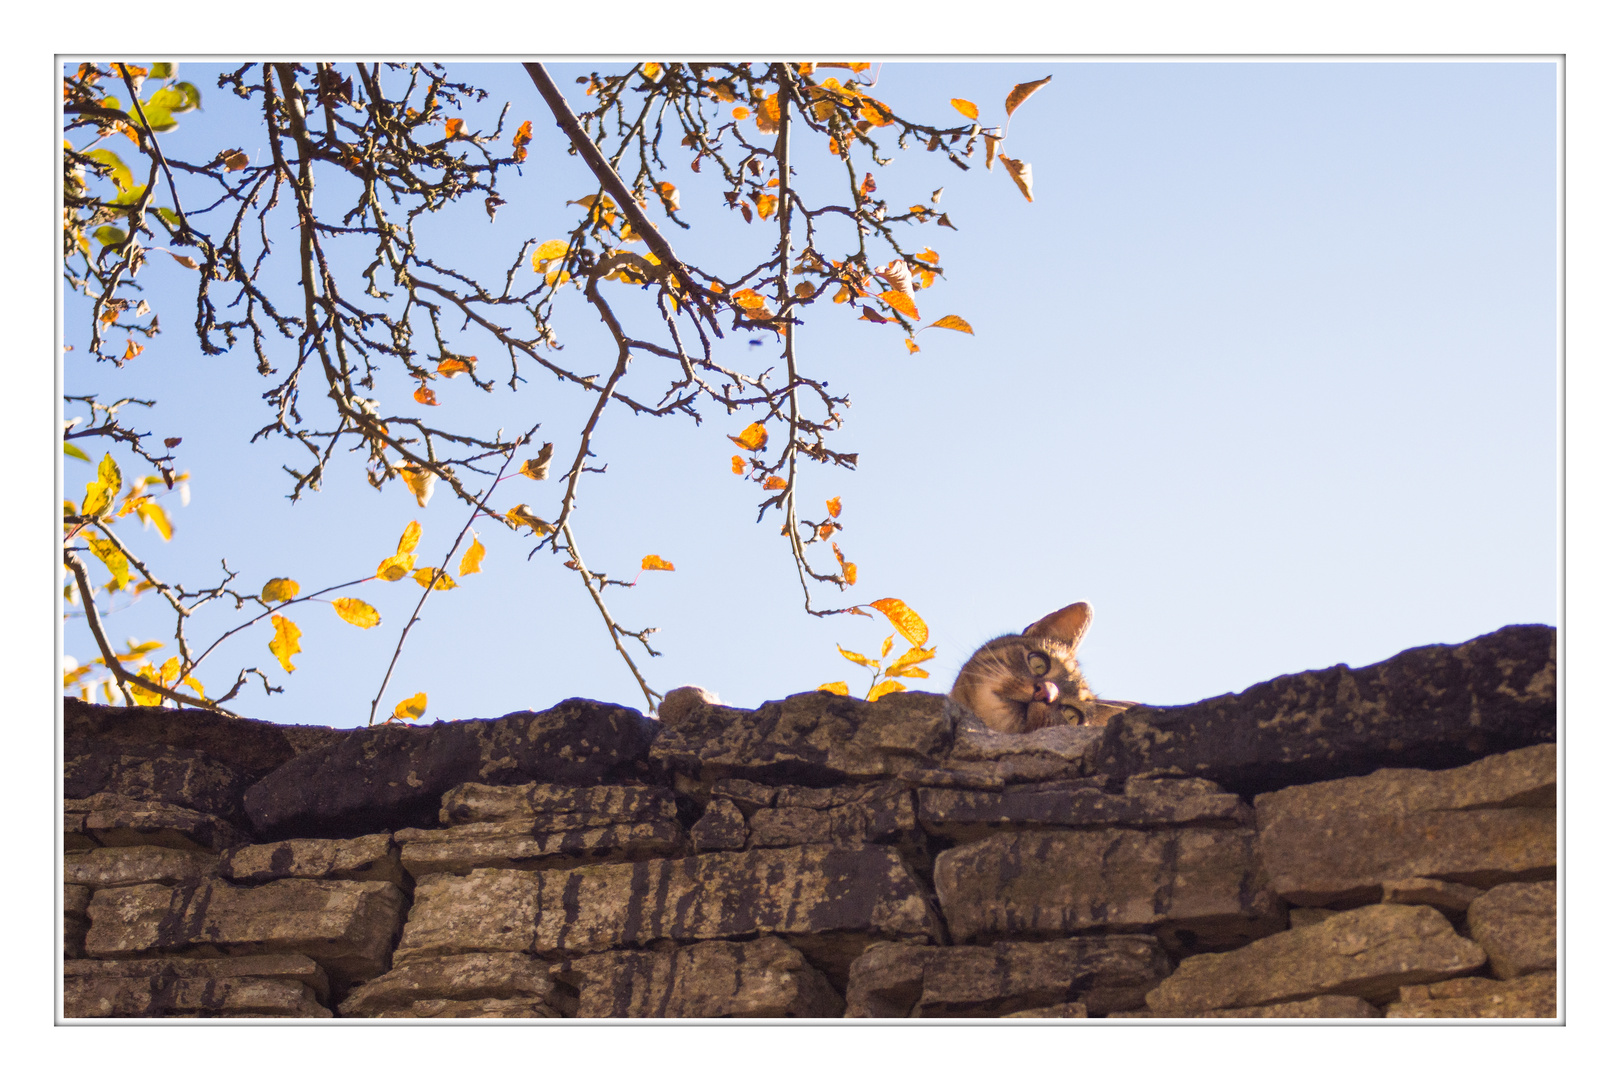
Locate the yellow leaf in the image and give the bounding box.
[1005,75,1053,118]
[891,645,938,669]
[376,552,416,581]
[640,554,675,571]
[81,481,111,519]
[642,62,663,80]
[130,664,163,706]
[332,597,381,628]
[827,497,842,518]
[505,504,554,536]
[396,521,423,556]
[520,443,554,481]
[881,634,894,658]
[762,476,788,491]
[182,674,207,699]
[158,656,180,684]
[870,598,929,648]
[532,239,569,269]
[730,455,745,475]
[729,422,768,451]
[880,289,919,321]
[134,500,173,540]
[816,681,849,696]
[393,692,427,722]
[867,680,906,701]
[904,338,920,354]
[268,614,301,673]
[884,665,930,680]
[838,645,878,670]
[999,154,1034,202]
[396,463,436,507]
[260,577,300,603]
[928,315,975,334]
[755,95,782,134]
[413,567,458,590]
[950,98,979,120]
[83,535,130,592]
[458,535,486,576]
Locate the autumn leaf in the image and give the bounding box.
[817,681,849,696]
[999,155,1034,202]
[928,315,975,334]
[950,98,979,120]
[860,307,890,324]
[396,521,423,556]
[904,338,920,354]
[123,340,144,360]
[130,664,163,706]
[520,443,554,481]
[762,476,788,491]
[880,289,919,321]
[831,542,857,584]
[732,288,767,310]
[890,645,938,669]
[838,645,878,670]
[732,106,749,120]
[642,62,663,81]
[376,553,416,581]
[437,356,475,377]
[260,577,299,603]
[396,462,436,507]
[861,172,877,196]
[984,133,1001,170]
[445,117,465,139]
[885,665,930,680]
[817,523,835,540]
[84,534,130,592]
[513,120,533,147]
[867,680,907,702]
[870,598,929,647]
[639,554,675,573]
[505,504,554,536]
[134,500,173,540]
[756,193,778,219]
[730,455,745,475]
[332,597,381,628]
[268,614,301,673]
[755,95,782,134]
[827,497,842,518]
[654,181,680,211]
[221,150,249,172]
[459,535,486,576]
[413,567,458,590]
[729,422,768,451]
[393,692,427,722]
[1005,75,1052,119]
[414,383,439,407]
[881,634,894,659]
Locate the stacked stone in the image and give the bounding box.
[62,623,1557,1019]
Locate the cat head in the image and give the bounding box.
[948,601,1106,734]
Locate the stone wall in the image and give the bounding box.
[62,623,1558,1020]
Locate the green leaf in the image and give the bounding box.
[171,81,201,112]
[93,226,127,248]
[147,84,198,115]
[86,149,133,194]
[149,63,175,80]
[109,183,147,207]
[138,104,177,132]
[153,206,183,230]
[64,442,92,463]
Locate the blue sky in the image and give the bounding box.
[61,60,1556,728]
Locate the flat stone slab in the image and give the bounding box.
[394,819,686,876]
[82,877,406,988]
[746,782,917,848]
[648,690,960,785]
[934,827,1280,948]
[394,869,541,962]
[943,720,1109,784]
[843,937,1171,1018]
[1382,877,1485,913]
[64,697,341,776]
[65,745,252,821]
[65,845,220,888]
[338,951,569,1018]
[221,834,405,887]
[1255,744,1556,906]
[561,936,844,1018]
[533,843,943,959]
[243,698,655,838]
[918,777,1250,841]
[1468,881,1556,979]
[439,781,677,827]
[1386,971,1556,1018]
[1095,624,1555,794]
[64,954,330,1018]
[65,794,245,852]
[1196,995,1382,1019]
[1144,904,1486,1015]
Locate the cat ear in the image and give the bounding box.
[1022,601,1093,648]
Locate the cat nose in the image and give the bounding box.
[1036,681,1059,703]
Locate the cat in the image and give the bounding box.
[949,601,1132,733]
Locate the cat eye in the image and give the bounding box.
[1060,705,1084,725]
[1026,651,1050,676]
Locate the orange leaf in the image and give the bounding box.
[838,645,878,670]
[866,680,906,701]
[445,117,465,138]
[732,106,749,120]
[437,356,475,378]
[950,98,979,120]
[999,154,1034,202]
[414,384,439,406]
[818,523,834,540]
[393,692,427,722]
[861,172,877,195]
[884,665,930,680]
[816,681,849,696]
[756,193,778,219]
[890,645,938,669]
[928,315,974,334]
[729,422,768,451]
[869,598,928,647]
[123,341,143,360]
[843,563,858,584]
[730,455,745,475]
[762,476,788,491]
[904,338,920,354]
[826,497,841,518]
[513,120,533,147]
[458,534,486,576]
[880,289,919,321]
[641,554,675,572]
[1005,75,1053,118]
[732,287,767,309]
[268,614,301,673]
